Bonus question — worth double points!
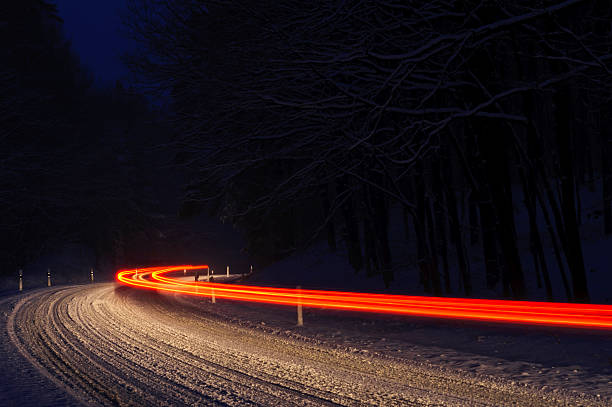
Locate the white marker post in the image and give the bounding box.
[210,269,216,303]
[47,269,51,287]
[184,268,186,275]
[18,269,23,292]
[297,285,303,326]
[207,267,210,282]
[250,265,253,274]
[226,266,229,277]
[90,268,94,283]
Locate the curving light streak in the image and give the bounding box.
[116,265,612,330]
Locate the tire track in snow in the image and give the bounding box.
[69,289,319,406]
[6,284,606,406]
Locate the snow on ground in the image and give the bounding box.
[176,283,612,402]
[0,293,81,407]
[1,284,609,406]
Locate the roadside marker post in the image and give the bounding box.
[297,285,303,326]
[18,269,23,292]
[90,268,94,283]
[184,269,186,275]
[226,266,229,277]
[210,268,216,303]
[47,269,51,287]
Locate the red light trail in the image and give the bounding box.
[116,265,612,330]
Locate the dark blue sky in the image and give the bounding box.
[55,0,134,86]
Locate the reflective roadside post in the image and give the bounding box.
[184,268,186,275]
[210,269,216,303]
[226,266,229,277]
[90,268,94,283]
[211,272,216,304]
[18,269,23,292]
[297,285,303,326]
[47,269,51,287]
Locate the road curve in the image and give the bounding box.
[5,284,604,406]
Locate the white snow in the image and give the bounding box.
[1,284,609,405]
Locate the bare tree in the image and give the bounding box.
[124,0,612,299]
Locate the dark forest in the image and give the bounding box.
[3,0,612,303]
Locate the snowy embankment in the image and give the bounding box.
[247,184,612,304]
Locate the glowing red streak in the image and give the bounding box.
[116,265,612,329]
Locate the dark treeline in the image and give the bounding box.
[0,1,166,275]
[4,1,612,301]
[124,0,612,302]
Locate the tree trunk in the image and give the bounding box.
[593,0,612,235]
[432,149,451,294]
[511,34,555,300]
[531,161,574,301]
[602,110,612,235]
[554,84,589,302]
[476,124,526,298]
[402,207,411,241]
[371,180,393,287]
[465,134,480,246]
[463,122,501,290]
[425,198,442,295]
[338,176,363,273]
[413,166,437,293]
[320,183,336,251]
[362,216,376,277]
[525,114,553,300]
[520,166,553,300]
[442,142,472,297]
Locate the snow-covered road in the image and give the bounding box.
[1,284,607,406]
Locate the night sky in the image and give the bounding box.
[55,0,133,85]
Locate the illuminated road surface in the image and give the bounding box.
[3,283,608,406]
[118,265,612,330]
